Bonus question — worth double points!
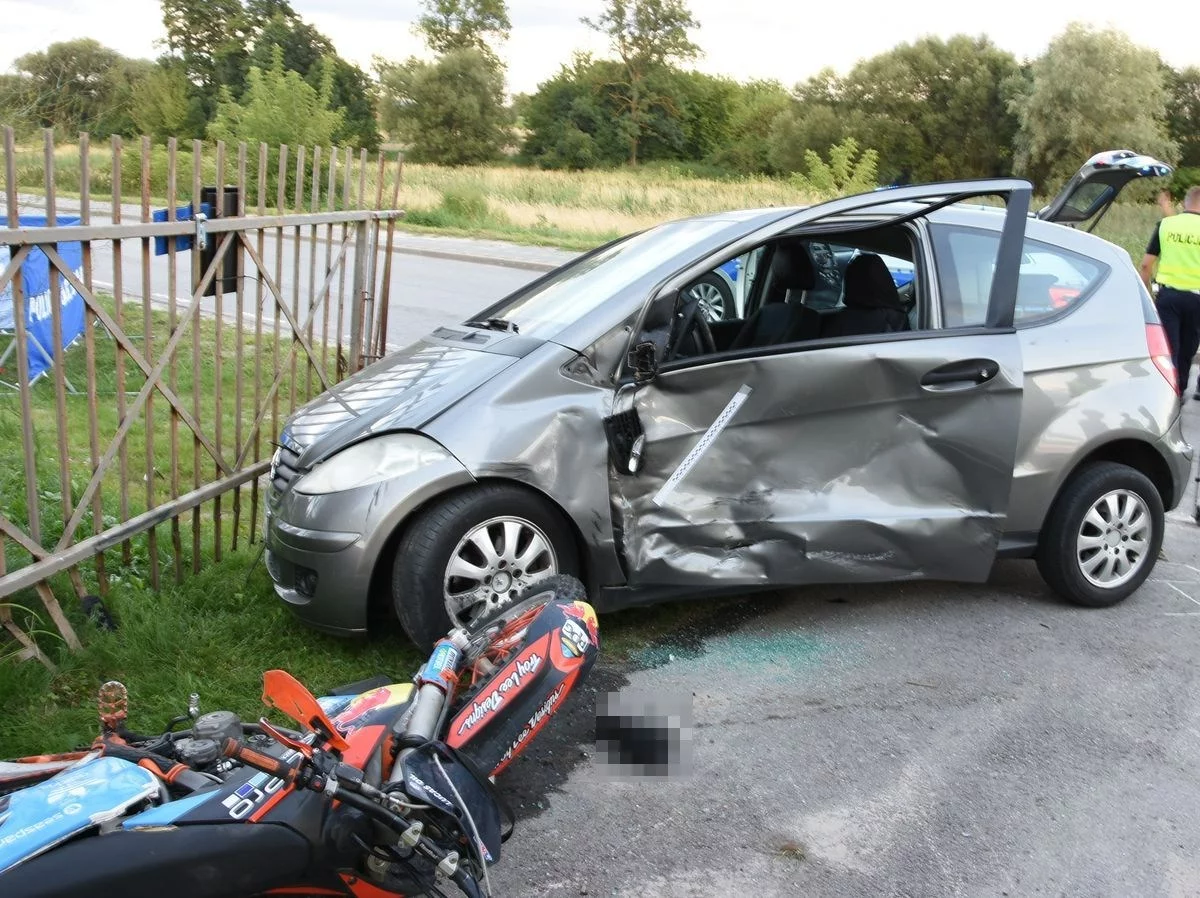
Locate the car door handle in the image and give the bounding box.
[920,359,1000,390]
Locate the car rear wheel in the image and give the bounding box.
[1036,462,1163,608]
[392,484,580,648]
[685,272,734,322]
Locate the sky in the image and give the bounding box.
[0,0,1195,95]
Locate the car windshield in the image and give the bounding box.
[470,218,734,339]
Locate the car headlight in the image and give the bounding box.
[293,434,452,495]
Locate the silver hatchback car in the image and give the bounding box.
[264,152,1191,646]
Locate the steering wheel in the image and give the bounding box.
[667,297,717,360]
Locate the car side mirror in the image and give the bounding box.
[630,341,659,383]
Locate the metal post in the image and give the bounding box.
[348,220,369,373]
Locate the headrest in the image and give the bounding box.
[843,254,903,310]
[765,239,815,301]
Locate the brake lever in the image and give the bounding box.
[258,717,317,761]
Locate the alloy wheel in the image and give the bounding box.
[443,515,558,628]
[688,281,726,322]
[1075,488,1152,589]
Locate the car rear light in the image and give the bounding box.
[1146,323,1179,395]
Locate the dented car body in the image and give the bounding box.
[264,157,1190,645]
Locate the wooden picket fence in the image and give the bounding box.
[0,127,405,667]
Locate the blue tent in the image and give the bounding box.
[0,217,85,383]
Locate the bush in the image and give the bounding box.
[790,137,879,199]
[1169,167,1200,201]
[439,187,490,223]
[404,186,508,230]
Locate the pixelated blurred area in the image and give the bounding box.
[594,688,693,779]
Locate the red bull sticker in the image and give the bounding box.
[564,601,600,647]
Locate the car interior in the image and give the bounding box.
[673,225,920,361]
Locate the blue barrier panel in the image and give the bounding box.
[0,216,85,382]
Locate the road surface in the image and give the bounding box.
[9,193,577,350]
[486,387,1200,898]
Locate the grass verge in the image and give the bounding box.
[0,553,420,757]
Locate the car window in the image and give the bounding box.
[684,247,766,324]
[475,218,732,339]
[930,225,1108,327]
[660,229,923,366]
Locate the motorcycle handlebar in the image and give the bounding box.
[220,738,301,783]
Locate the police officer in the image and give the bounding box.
[1141,186,1200,397]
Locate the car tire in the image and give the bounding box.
[1036,462,1163,608]
[392,484,580,648]
[686,272,734,322]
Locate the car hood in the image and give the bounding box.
[280,333,529,466]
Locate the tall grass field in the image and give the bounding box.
[8,141,1163,256]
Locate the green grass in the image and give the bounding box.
[0,290,350,754]
[1088,202,1160,263]
[0,547,743,758]
[0,552,422,756]
[0,292,336,579]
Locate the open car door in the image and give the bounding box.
[608,179,1032,589]
[1037,150,1173,231]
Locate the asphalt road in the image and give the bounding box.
[12,193,575,351]
[489,403,1200,897]
[84,234,549,349]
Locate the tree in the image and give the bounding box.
[161,0,249,98]
[768,38,1020,184]
[378,48,511,165]
[707,80,791,174]
[0,75,37,135]
[416,0,511,61]
[207,49,343,148]
[583,0,700,165]
[839,36,1021,183]
[767,100,856,175]
[11,39,154,137]
[1164,65,1200,168]
[161,0,378,147]
[1011,23,1176,191]
[517,55,626,168]
[249,8,379,148]
[131,63,203,141]
[519,53,721,170]
[668,70,738,163]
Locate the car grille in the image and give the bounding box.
[270,442,302,494]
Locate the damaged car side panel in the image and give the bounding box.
[423,341,626,587]
[611,333,1024,587]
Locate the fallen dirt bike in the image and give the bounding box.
[0,574,597,898]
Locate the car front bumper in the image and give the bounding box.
[263,451,475,636]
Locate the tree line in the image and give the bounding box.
[0,0,378,151]
[1,0,1197,195]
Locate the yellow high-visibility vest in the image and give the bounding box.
[1157,213,1200,292]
